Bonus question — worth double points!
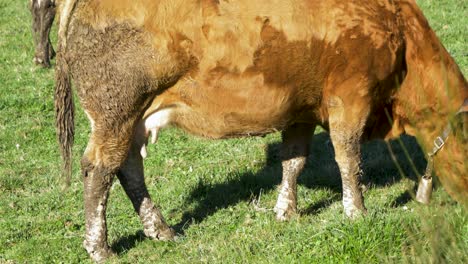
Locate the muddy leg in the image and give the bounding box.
[274,123,315,221]
[30,0,42,65]
[328,95,368,218]
[81,157,114,262]
[81,129,134,262]
[117,125,174,240]
[29,0,55,67]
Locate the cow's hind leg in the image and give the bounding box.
[48,35,56,60]
[117,124,175,241]
[327,95,368,218]
[274,123,315,221]
[81,125,136,262]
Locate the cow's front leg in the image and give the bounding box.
[274,123,314,221]
[328,95,368,218]
[117,125,174,241]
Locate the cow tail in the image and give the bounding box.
[55,0,78,187]
[55,52,74,187]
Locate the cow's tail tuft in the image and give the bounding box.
[55,0,78,187]
[55,52,74,187]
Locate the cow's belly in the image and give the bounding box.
[142,74,321,139]
[143,103,314,140]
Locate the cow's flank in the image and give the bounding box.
[55,0,467,262]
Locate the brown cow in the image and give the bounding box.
[29,0,56,67]
[54,0,467,262]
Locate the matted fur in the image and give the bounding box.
[54,0,467,261]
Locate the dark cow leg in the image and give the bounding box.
[274,123,315,221]
[117,124,175,241]
[328,95,368,218]
[81,128,135,262]
[29,0,56,67]
[48,36,56,59]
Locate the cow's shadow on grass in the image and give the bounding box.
[112,133,427,254]
[173,133,427,233]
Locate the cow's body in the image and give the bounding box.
[29,0,56,67]
[55,0,467,261]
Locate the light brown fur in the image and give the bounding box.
[55,0,467,261]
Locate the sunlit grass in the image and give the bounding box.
[0,0,466,263]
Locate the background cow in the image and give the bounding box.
[54,0,467,262]
[29,0,56,67]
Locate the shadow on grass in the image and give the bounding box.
[174,133,427,233]
[391,190,414,207]
[112,230,146,255]
[112,133,427,253]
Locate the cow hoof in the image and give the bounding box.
[274,193,297,221]
[274,208,293,221]
[33,57,43,64]
[33,57,50,68]
[145,226,176,241]
[344,206,367,219]
[83,241,115,263]
[274,205,296,221]
[157,227,176,241]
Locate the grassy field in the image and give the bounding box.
[0,0,467,263]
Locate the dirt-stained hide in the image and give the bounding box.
[54,0,467,262]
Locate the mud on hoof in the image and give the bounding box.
[33,56,51,68]
[274,206,297,221]
[83,240,115,263]
[343,204,367,219]
[274,197,297,221]
[144,225,176,241]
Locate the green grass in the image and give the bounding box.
[0,0,467,263]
